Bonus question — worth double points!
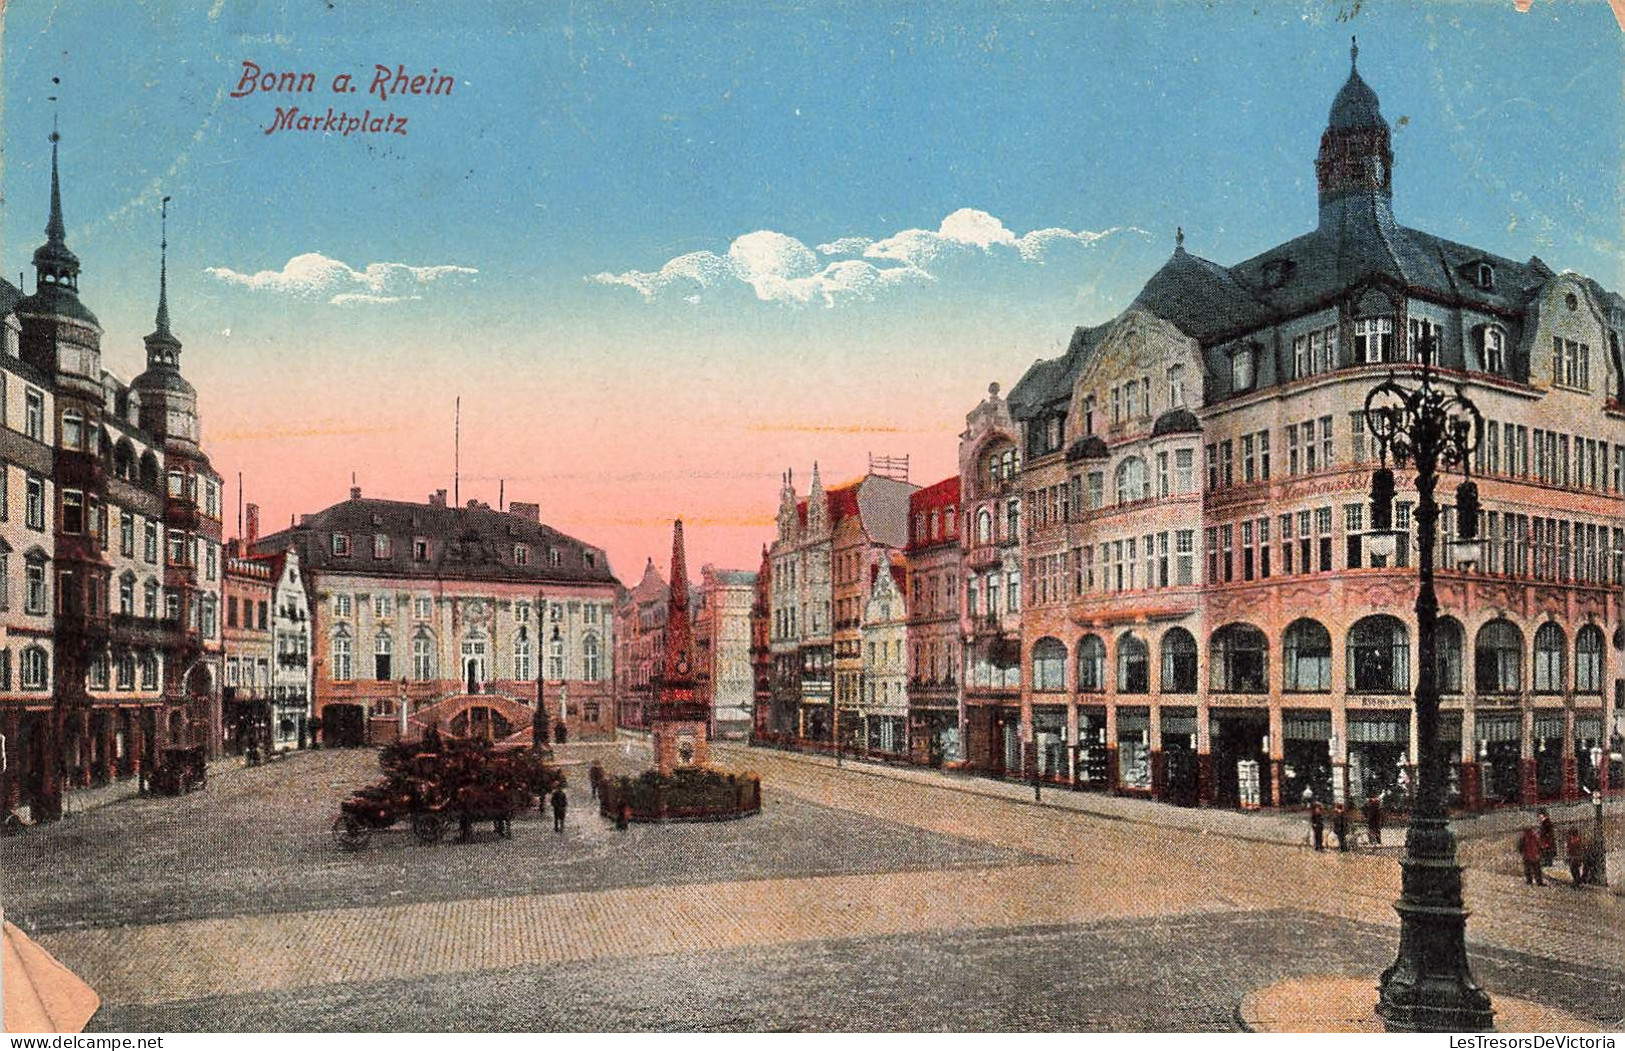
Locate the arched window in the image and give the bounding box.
[976,508,993,544]
[1210,624,1267,693]
[1474,620,1523,695]
[1436,617,1464,694]
[1533,622,1566,693]
[1348,615,1409,693]
[140,651,159,690]
[1031,637,1066,692]
[1575,625,1604,694]
[1283,619,1332,692]
[1117,632,1149,694]
[1077,634,1106,692]
[1114,457,1149,505]
[373,633,393,681]
[583,634,601,681]
[1159,627,1198,694]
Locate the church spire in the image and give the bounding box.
[1315,36,1394,230]
[45,116,66,247]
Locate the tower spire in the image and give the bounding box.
[31,77,84,297]
[1350,35,1359,72]
[155,196,172,335]
[45,111,65,248]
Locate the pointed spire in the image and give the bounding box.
[1175,226,1185,253]
[154,196,173,336]
[663,518,694,683]
[45,116,66,248]
[31,78,84,296]
[669,519,689,608]
[1350,35,1359,72]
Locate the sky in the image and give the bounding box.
[1,1,1622,585]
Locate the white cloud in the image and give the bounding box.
[204,252,477,306]
[592,208,1141,307]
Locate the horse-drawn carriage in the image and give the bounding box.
[149,746,208,796]
[330,739,564,851]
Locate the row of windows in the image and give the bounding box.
[1233,316,1513,393]
[332,532,589,570]
[329,632,604,682]
[330,593,607,624]
[910,506,958,546]
[1027,618,1606,698]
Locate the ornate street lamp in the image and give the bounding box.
[1363,333,1493,1032]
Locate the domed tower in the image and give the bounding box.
[133,199,200,451]
[1315,37,1396,231]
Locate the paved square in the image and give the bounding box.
[2,742,1621,1031]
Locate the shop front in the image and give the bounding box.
[1034,706,1068,782]
[1116,708,1151,794]
[1281,709,1333,806]
[1347,711,1409,809]
[1210,708,1270,808]
[1158,708,1198,806]
[1533,710,1565,801]
[909,707,960,766]
[863,712,907,756]
[1075,706,1109,789]
[1476,712,1523,805]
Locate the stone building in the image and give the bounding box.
[694,564,757,740]
[859,554,909,755]
[986,43,1623,810]
[0,130,222,821]
[253,489,616,745]
[749,544,772,739]
[222,542,274,754]
[904,476,962,765]
[613,557,668,730]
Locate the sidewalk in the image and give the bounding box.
[710,739,1625,851]
[58,749,312,819]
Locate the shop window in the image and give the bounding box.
[1575,624,1604,694]
[1031,637,1066,692]
[1533,622,1566,694]
[1116,632,1149,694]
[1160,628,1198,694]
[1076,634,1105,693]
[1284,618,1332,692]
[1348,615,1409,693]
[1474,620,1523,695]
[1210,623,1267,693]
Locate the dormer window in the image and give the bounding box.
[372,534,390,559]
[1477,263,1495,290]
[514,543,529,565]
[1354,317,1394,364]
[1229,344,1256,393]
[332,533,352,557]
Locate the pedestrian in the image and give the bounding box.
[1332,803,1350,852]
[1537,809,1556,868]
[589,762,603,801]
[1518,825,1545,886]
[1309,800,1325,852]
[550,787,568,832]
[1565,827,1586,887]
[1363,793,1383,846]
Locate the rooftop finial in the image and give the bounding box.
[1351,35,1358,71]
[1175,226,1185,251]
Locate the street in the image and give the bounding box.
[2,741,1621,1031]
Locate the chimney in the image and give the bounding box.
[299,514,313,525]
[245,503,261,546]
[509,501,540,522]
[350,485,362,501]
[429,489,447,508]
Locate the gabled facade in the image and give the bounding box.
[904,476,962,765]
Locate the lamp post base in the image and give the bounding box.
[1376,819,1494,1033]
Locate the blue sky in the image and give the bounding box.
[2,1,1621,575]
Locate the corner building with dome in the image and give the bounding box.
[963,43,1624,811]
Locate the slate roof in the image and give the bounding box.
[253,496,617,586]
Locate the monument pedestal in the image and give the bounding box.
[652,720,710,776]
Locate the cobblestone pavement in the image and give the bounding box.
[2,741,1621,1031]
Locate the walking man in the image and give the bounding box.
[1332,802,1350,852]
[1565,827,1587,887]
[1309,801,1325,852]
[1537,808,1556,868]
[1519,825,1545,886]
[1363,793,1383,846]
[550,786,568,832]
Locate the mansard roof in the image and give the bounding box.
[253,495,617,586]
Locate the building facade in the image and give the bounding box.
[254,489,616,745]
[613,557,668,731]
[904,476,962,765]
[984,46,1623,810]
[695,565,757,740]
[0,130,223,821]
[222,543,274,754]
[859,555,909,755]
